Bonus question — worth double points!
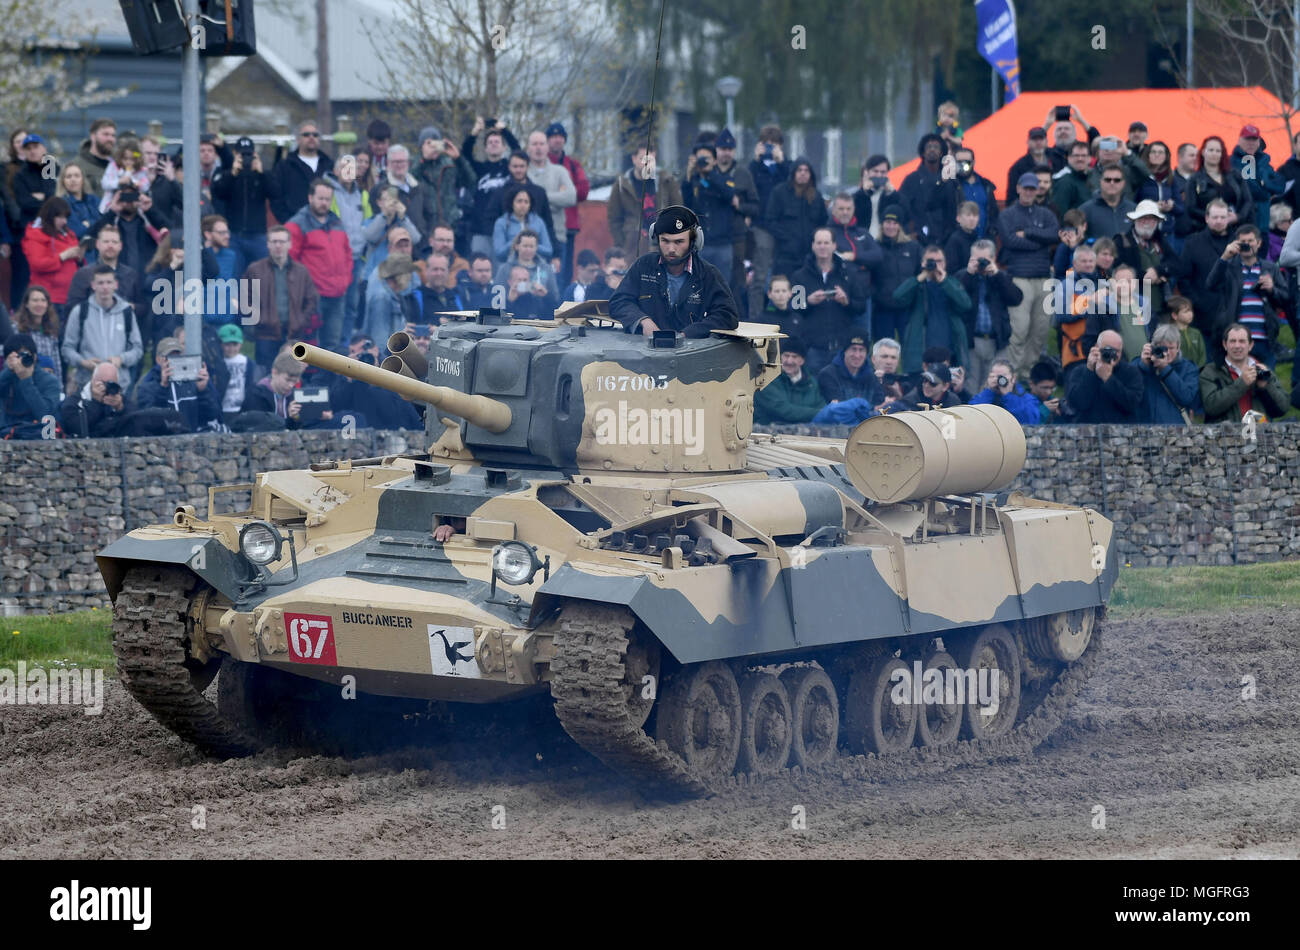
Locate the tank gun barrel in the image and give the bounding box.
[291,342,513,433]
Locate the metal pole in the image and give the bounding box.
[1186,0,1194,87]
[1293,0,1299,108]
[725,96,735,133]
[990,67,998,115]
[182,0,202,357]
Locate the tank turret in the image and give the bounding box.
[293,316,782,473]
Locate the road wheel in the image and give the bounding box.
[1027,607,1096,663]
[781,666,839,768]
[844,655,917,755]
[738,672,792,776]
[915,650,963,747]
[657,662,743,782]
[956,624,1022,740]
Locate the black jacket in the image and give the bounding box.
[997,202,1060,278]
[827,218,882,281]
[898,161,946,240]
[1007,150,1063,198]
[610,250,740,337]
[66,261,143,315]
[766,159,827,274]
[212,166,281,233]
[684,166,735,244]
[270,149,335,223]
[59,392,125,438]
[1205,256,1291,343]
[789,254,867,349]
[957,270,1022,351]
[929,173,999,246]
[1178,228,1233,335]
[12,159,56,227]
[1184,169,1254,231]
[1064,360,1145,423]
[463,129,522,236]
[816,352,883,404]
[328,375,423,430]
[134,363,222,431]
[871,237,921,311]
[943,228,978,274]
[86,211,157,277]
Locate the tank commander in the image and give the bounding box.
[609,205,739,338]
[433,516,467,543]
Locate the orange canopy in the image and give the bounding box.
[886,86,1292,195]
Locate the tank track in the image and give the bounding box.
[549,601,1103,800]
[113,565,259,758]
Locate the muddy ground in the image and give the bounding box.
[1,608,1297,859]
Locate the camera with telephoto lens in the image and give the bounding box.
[1100,346,1120,363]
[881,372,903,387]
[1151,345,1168,359]
[976,258,990,271]
[1256,366,1272,381]
[103,381,121,396]
[484,118,497,129]
[958,161,973,176]
[995,374,1010,388]
[19,351,35,368]
[923,259,938,271]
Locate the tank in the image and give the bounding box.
[97,309,1117,797]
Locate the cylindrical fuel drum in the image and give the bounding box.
[843,404,1026,503]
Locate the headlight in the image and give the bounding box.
[240,521,283,565]
[492,541,538,586]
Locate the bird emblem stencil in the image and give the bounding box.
[430,628,474,667]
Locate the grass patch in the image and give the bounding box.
[1,611,115,672]
[1109,560,1300,616]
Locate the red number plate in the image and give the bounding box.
[284,613,337,665]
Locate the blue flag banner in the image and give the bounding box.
[975,0,1020,103]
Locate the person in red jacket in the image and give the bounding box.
[22,196,83,309]
[546,122,590,288]
[285,178,353,348]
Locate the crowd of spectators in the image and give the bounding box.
[4,102,1300,440]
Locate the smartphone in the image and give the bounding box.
[1054,105,1071,122]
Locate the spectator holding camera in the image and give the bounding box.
[326,334,418,430]
[0,332,62,438]
[870,337,906,410]
[212,136,280,270]
[86,182,160,276]
[957,239,1021,395]
[970,358,1042,425]
[135,335,221,431]
[753,337,826,425]
[999,172,1060,378]
[1200,322,1289,423]
[1028,361,1066,423]
[61,265,143,392]
[685,143,739,289]
[1206,224,1290,367]
[891,245,971,374]
[59,360,127,438]
[1133,324,1201,424]
[1065,330,1144,423]
[870,206,920,345]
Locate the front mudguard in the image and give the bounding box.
[97,533,254,603]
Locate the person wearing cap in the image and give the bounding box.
[524,131,575,278]
[754,337,826,425]
[685,143,741,295]
[870,205,920,345]
[998,172,1060,378]
[61,263,143,392]
[545,122,591,288]
[901,362,961,410]
[609,204,739,338]
[216,323,259,417]
[12,134,60,234]
[1230,124,1285,233]
[363,253,424,349]
[710,129,759,305]
[1079,163,1137,240]
[134,334,222,432]
[0,332,62,438]
[212,136,280,272]
[1006,127,1062,200]
[270,120,335,224]
[416,126,476,232]
[1115,199,1184,318]
[791,227,867,376]
[244,225,320,371]
[563,249,604,303]
[1186,135,1254,233]
[815,334,883,406]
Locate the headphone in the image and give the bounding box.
[649,205,704,252]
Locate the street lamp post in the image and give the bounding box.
[716,75,743,139]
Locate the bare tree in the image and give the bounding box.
[0,0,126,134]
[1159,1,1300,140]
[368,0,640,159]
